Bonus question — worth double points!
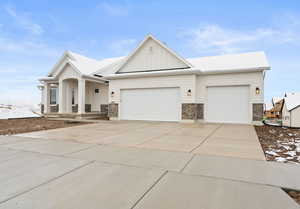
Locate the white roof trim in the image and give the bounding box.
[115,34,193,73]
[104,66,267,80]
[105,69,200,79]
[284,93,300,111]
[48,51,76,76]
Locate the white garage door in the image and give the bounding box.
[120,88,180,121]
[206,86,250,124]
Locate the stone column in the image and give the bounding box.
[78,79,86,114]
[252,103,264,121]
[181,103,204,121]
[108,103,118,119]
[58,80,64,113]
[44,83,50,114]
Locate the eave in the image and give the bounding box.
[104,66,270,80]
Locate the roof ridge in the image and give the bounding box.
[186,51,266,60]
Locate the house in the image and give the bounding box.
[38,34,270,124]
[264,103,275,118]
[264,98,283,119]
[282,93,300,127]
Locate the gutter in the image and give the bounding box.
[103,66,270,80]
[39,77,57,82]
[104,69,201,79]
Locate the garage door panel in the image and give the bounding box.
[120,88,180,122]
[206,86,249,124]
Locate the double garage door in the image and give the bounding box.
[120,88,180,122]
[119,86,250,124]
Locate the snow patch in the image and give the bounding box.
[265,150,279,156]
[0,104,40,119]
[275,157,287,162]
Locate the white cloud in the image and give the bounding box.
[109,39,136,55]
[4,5,44,35]
[99,2,129,16]
[0,36,61,57]
[180,17,300,54]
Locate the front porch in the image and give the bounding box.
[39,76,109,118]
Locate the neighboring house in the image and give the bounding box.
[282,93,300,127]
[265,98,283,119]
[39,34,270,124]
[264,103,275,118]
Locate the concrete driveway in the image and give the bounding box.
[18,121,265,160]
[0,135,299,209]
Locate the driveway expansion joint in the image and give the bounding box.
[131,170,168,209]
[189,124,223,153]
[0,160,94,205]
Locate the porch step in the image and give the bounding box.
[44,112,108,120]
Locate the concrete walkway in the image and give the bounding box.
[0,136,299,209]
[17,121,265,160]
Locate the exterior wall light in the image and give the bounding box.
[255,87,260,95]
[111,91,115,98]
[187,89,192,96]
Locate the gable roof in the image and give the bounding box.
[284,92,300,111]
[114,34,192,73]
[48,51,124,78]
[186,51,269,72]
[44,35,271,80]
[272,96,283,106]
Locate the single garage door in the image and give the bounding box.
[120,88,180,121]
[206,86,250,124]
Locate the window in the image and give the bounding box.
[72,88,75,105]
[95,88,99,94]
[50,88,57,105]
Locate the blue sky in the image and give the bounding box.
[0,0,300,106]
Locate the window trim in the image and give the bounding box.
[50,87,57,105]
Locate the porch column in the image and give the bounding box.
[58,79,64,113]
[44,83,50,113]
[78,79,86,114]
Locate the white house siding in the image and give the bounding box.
[283,103,300,127]
[85,82,108,111]
[118,38,188,73]
[282,103,291,127]
[58,64,80,80]
[109,74,196,104]
[291,106,300,127]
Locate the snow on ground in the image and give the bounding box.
[0,104,40,119]
[266,141,300,163]
[256,126,300,164]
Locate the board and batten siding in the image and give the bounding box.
[118,38,189,73]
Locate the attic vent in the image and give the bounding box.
[149,46,153,52]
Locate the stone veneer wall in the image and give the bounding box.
[85,104,91,113]
[41,104,44,114]
[101,104,108,115]
[182,103,204,120]
[108,103,118,118]
[50,104,59,113]
[72,104,78,113]
[196,103,204,120]
[253,103,264,121]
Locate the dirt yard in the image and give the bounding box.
[0,118,89,135]
[255,125,300,204]
[255,125,300,163]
